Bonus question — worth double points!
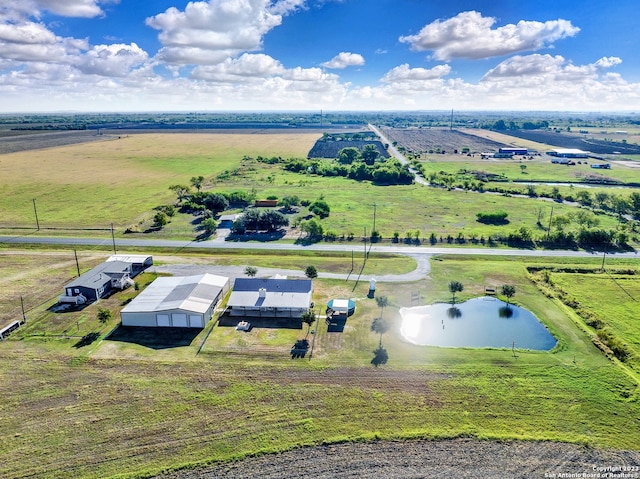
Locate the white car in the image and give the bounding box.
[235,321,251,331]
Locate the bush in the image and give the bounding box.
[476,210,509,224]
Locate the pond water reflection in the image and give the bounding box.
[399,297,556,350]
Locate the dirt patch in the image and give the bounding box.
[154,438,640,479]
[379,127,507,155]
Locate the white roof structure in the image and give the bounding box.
[106,254,153,265]
[228,278,312,310]
[122,273,229,314]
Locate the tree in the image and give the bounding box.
[153,211,168,229]
[448,281,464,304]
[301,218,324,240]
[258,210,289,232]
[375,295,388,320]
[630,192,640,218]
[520,164,527,174]
[371,345,389,367]
[203,193,229,214]
[244,266,258,277]
[361,144,380,165]
[169,184,190,204]
[97,308,112,323]
[500,285,516,305]
[201,218,217,235]
[309,199,330,218]
[337,147,360,164]
[305,265,318,279]
[300,309,316,338]
[190,175,205,192]
[371,316,389,346]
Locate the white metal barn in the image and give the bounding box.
[120,273,229,328]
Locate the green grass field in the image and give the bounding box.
[1,253,639,479]
[0,132,631,245]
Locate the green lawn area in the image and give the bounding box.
[550,270,640,370]
[1,254,639,479]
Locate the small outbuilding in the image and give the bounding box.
[326,299,356,318]
[226,278,313,318]
[120,273,230,328]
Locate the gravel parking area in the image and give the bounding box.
[154,439,640,479]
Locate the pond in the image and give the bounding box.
[399,297,556,350]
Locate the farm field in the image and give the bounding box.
[0,129,107,154]
[379,126,507,154]
[1,254,639,479]
[499,129,640,156]
[0,132,319,230]
[1,129,638,249]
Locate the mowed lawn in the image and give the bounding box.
[550,271,640,369]
[0,133,319,228]
[1,255,639,479]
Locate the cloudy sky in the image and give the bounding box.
[1,0,639,112]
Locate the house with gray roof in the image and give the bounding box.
[226,278,313,318]
[120,273,229,328]
[60,255,152,304]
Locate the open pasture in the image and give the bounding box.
[0,132,319,229]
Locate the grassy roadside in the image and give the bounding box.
[1,254,639,479]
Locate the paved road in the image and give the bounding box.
[3,233,634,258]
[2,233,636,284]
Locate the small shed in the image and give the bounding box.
[326,299,356,318]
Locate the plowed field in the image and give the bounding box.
[379,127,508,154]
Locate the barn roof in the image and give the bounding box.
[122,273,229,314]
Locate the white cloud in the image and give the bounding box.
[399,11,580,60]
[76,43,148,77]
[381,63,451,83]
[30,0,109,18]
[192,53,284,82]
[321,52,365,69]
[146,0,291,66]
[482,54,622,83]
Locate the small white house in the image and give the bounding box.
[121,273,229,328]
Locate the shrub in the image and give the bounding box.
[476,210,509,224]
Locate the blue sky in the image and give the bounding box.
[0,0,638,112]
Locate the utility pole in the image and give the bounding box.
[601,244,607,272]
[308,309,317,360]
[111,223,117,255]
[20,296,26,323]
[32,199,40,230]
[364,226,367,260]
[372,202,377,234]
[74,249,81,277]
[546,205,554,242]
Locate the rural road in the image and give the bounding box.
[2,234,636,283]
[368,123,429,185]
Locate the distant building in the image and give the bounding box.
[499,148,528,155]
[226,278,313,318]
[120,273,230,328]
[254,200,278,207]
[60,255,153,304]
[547,148,589,159]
